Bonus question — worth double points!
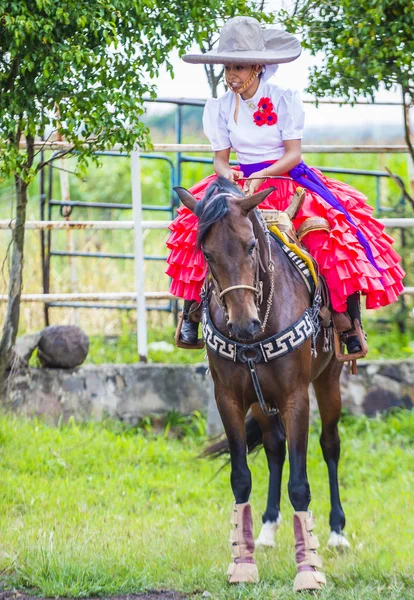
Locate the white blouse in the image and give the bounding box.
[202,79,305,164]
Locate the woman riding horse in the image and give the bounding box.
[166,16,405,593]
[166,16,405,353]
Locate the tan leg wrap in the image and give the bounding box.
[227,502,259,584]
[293,511,326,592]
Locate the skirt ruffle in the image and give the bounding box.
[166,168,405,312]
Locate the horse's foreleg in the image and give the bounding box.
[252,408,286,548]
[313,360,349,549]
[215,388,259,584]
[282,390,326,592]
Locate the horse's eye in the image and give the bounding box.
[203,251,213,262]
[248,242,256,255]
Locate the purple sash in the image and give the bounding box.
[239,160,382,274]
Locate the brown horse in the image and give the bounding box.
[174,177,348,592]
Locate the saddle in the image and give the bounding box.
[260,188,367,370]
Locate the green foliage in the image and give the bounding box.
[0,0,240,181]
[0,411,413,598]
[0,1,277,183]
[281,1,413,102]
[366,320,414,360]
[280,1,414,166]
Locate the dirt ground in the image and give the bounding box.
[0,592,190,600]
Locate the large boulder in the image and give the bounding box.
[37,325,89,368]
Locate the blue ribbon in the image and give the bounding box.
[239,160,383,274]
[289,161,383,274]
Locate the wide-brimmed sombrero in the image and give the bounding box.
[183,16,301,65]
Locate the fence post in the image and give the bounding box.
[131,148,148,362]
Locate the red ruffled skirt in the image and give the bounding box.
[166,167,405,312]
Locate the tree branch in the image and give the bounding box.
[33,129,59,160]
[385,167,414,211]
[3,56,19,92]
[35,148,76,174]
[402,85,414,167]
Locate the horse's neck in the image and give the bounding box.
[251,210,310,326]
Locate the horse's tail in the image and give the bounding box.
[201,414,263,459]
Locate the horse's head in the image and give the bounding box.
[174,177,275,341]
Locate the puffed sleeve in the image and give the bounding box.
[202,98,231,151]
[278,89,305,140]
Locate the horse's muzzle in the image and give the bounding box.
[228,318,261,341]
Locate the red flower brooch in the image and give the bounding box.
[253,97,278,127]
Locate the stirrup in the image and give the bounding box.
[334,319,368,374]
[174,312,205,350]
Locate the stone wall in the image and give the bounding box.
[2,361,413,427]
[4,364,213,425]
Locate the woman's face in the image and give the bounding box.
[224,64,261,92]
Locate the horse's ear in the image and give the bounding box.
[173,187,197,213]
[239,187,277,213]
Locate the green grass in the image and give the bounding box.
[0,410,413,599]
[86,322,206,365]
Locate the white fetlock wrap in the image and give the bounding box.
[227,502,259,584]
[293,511,326,592]
[327,530,351,549]
[255,513,282,548]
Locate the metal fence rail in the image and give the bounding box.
[1,218,413,230]
[1,289,413,303]
[1,219,413,303]
[19,141,411,153]
[5,98,414,359]
[29,93,412,327]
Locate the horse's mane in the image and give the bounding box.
[195,176,244,247]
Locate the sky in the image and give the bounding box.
[147,1,406,130]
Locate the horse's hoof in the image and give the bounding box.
[227,560,259,584]
[255,516,282,548]
[293,569,326,592]
[327,531,350,550]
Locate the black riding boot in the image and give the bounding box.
[344,292,363,354]
[180,300,200,344]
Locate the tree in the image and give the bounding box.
[0,0,238,381]
[198,2,274,98]
[280,1,414,167]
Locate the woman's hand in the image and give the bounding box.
[243,171,266,195]
[213,149,244,185]
[224,169,244,184]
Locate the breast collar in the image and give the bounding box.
[201,293,321,366]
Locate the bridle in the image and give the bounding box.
[203,200,275,334]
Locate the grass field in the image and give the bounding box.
[0,410,413,599]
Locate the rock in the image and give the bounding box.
[7,332,41,369]
[37,325,89,368]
